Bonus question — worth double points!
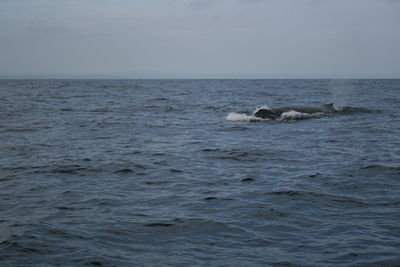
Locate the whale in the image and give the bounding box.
[253,103,337,120]
[226,103,373,122]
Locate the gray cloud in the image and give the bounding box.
[189,0,212,9]
[0,0,399,77]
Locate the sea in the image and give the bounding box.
[0,79,399,266]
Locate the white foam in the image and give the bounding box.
[226,112,268,122]
[278,110,324,122]
[332,103,343,111]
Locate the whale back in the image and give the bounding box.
[322,103,336,112]
[253,103,337,119]
[254,108,279,119]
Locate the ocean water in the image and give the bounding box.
[0,79,399,266]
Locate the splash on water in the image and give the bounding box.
[227,104,325,122]
[226,104,271,122]
[278,110,325,122]
[226,112,267,122]
[329,79,357,108]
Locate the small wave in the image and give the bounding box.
[217,125,250,132]
[144,223,174,227]
[143,218,245,235]
[149,97,170,101]
[226,112,268,122]
[144,180,170,185]
[202,148,221,152]
[361,165,400,171]
[333,105,376,114]
[1,126,50,133]
[163,106,177,112]
[241,177,255,182]
[114,168,134,174]
[89,108,112,113]
[278,110,325,122]
[207,149,265,162]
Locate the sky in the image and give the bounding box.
[0,0,399,78]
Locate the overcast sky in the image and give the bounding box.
[1,0,399,78]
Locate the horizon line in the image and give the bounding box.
[1,72,400,80]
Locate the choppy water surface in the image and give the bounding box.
[1,79,399,266]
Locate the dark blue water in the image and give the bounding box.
[1,79,399,266]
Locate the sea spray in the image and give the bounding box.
[329,79,357,108]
